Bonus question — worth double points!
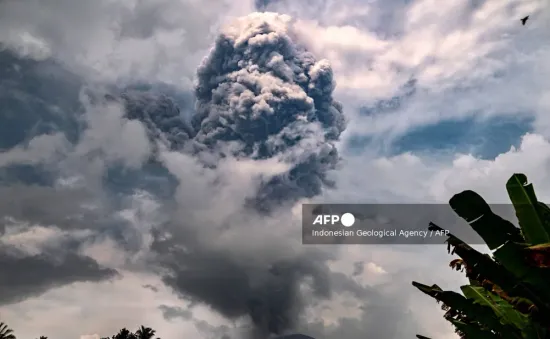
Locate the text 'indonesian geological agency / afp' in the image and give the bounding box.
[300,203,499,245]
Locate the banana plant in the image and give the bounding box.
[0,323,15,339]
[412,282,520,339]
[413,174,550,339]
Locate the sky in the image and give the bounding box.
[0,0,550,339]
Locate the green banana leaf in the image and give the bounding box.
[431,225,550,317]
[506,174,550,245]
[461,286,529,330]
[412,282,518,336]
[414,174,550,339]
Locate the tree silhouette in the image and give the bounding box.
[99,326,160,339]
[135,326,156,339]
[113,328,136,339]
[0,323,15,339]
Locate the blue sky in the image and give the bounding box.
[391,114,533,158]
[1,1,550,339]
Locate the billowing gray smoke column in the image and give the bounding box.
[120,90,194,150]
[192,12,346,210]
[152,12,346,339]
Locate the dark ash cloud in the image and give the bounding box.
[149,12,348,338]
[158,305,193,321]
[192,12,346,210]
[119,89,194,151]
[0,247,117,305]
[154,237,332,337]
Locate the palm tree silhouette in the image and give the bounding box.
[135,326,156,339]
[113,328,136,339]
[0,323,16,339]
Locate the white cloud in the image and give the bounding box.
[0,0,255,86]
[328,133,550,205]
[285,0,550,146]
[0,273,214,339]
[0,133,70,168]
[294,0,545,96]
[0,224,89,256]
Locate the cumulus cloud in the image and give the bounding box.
[274,0,550,154]
[0,48,158,306]
[0,0,255,85]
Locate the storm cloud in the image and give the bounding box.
[0,247,117,306]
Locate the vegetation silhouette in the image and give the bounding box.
[0,324,160,339]
[413,173,550,339]
[0,323,15,339]
[0,324,317,339]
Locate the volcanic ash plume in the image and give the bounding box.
[120,89,194,150]
[192,12,346,209]
[152,12,346,339]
